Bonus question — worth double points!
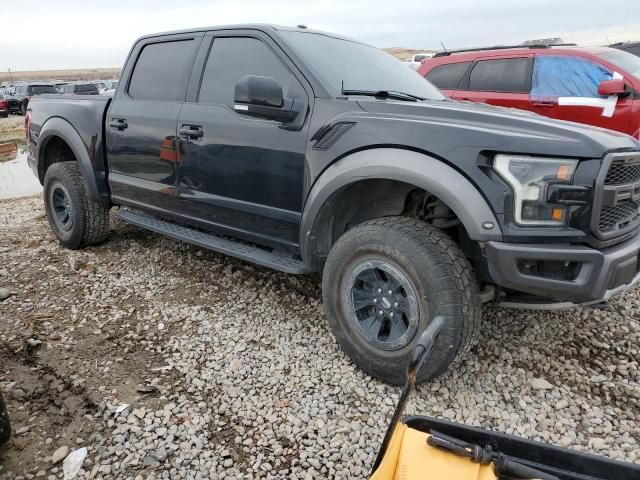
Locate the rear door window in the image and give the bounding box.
[28,85,57,95]
[75,84,99,94]
[198,37,298,106]
[468,58,531,92]
[531,55,613,99]
[128,39,196,101]
[425,62,471,90]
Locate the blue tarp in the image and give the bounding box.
[531,55,612,100]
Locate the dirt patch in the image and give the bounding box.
[0,199,174,476]
[0,116,24,144]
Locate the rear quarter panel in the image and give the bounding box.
[28,94,111,201]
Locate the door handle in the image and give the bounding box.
[532,101,555,108]
[109,118,128,130]
[179,125,204,140]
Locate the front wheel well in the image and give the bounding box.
[38,135,76,184]
[305,179,475,271]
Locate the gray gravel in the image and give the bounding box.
[0,195,638,479]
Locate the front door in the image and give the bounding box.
[176,34,310,250]
[107,34,202,213]
[529,54,633,134]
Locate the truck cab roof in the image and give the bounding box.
[134,23,368,46]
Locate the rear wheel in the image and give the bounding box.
[44,162,110,249]
[322,217,480,385]
[20,102,27,116]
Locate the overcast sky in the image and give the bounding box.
[2,0,640,71]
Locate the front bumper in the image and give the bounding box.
[486,231,640,306]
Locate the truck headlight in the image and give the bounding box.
[494,155,578,226]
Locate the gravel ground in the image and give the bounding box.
[0,195,639,479]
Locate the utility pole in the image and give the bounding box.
[8,68,12,82]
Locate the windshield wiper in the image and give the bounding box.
[341,89,424,102]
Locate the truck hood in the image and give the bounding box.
[355,98,640,158]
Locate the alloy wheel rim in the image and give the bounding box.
[345,259,420,351]
[51,184,73,232]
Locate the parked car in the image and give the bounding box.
[55,82,70,93]
[94,81,107,94]
[610,41,640,58]
[102,80,119,96]
[7,83,58,115]
[26,25,640,384]
[0,94,9,118]
[0,392,9,447]
[418,44,640,139]
[406,52,434,69]
[60,83,100,95]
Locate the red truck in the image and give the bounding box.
[418,45,640,139]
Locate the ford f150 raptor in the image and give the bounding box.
[26,25,640,384]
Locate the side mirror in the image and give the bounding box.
[234,75,298,122]
[598,78,628,97]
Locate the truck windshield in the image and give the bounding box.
[280,31,445,101]
[598,50,640,80]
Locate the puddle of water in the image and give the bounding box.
[0,151,42,200]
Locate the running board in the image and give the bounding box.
[117,210,309,274]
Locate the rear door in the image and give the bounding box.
[529,54,633,134]
[174,32,311,250]
[452,56,533,111]
[423,61,472,97]
[106,33,203,213]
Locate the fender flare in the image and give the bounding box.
[36,117,106,202]
[300,148,503,265]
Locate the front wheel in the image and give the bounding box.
[20,102,27,116]
[322,217,480,385]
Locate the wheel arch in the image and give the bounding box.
[36,117,108,203]
[300,147,503,270]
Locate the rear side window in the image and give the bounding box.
[198,37,297,106]
[129,39,195,101]
[28,85,57,95]
[468,58,531,93]
[425,62,471,90]
[75,84,99,94]
[531,55,613,99]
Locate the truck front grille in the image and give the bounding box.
[605,160,640,185]
[592,153,640,242]
[598,200,640,233]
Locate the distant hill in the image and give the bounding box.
[383,47,437,60]
[0,68,121,84]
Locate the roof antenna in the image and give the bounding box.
[440,41,448,53]
[605,34,611,46]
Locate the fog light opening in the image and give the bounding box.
[517,259,582,281]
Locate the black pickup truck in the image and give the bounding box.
[26,25,640,384]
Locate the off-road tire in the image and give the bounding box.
[322,216,480,385]
[44,162,110,249]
